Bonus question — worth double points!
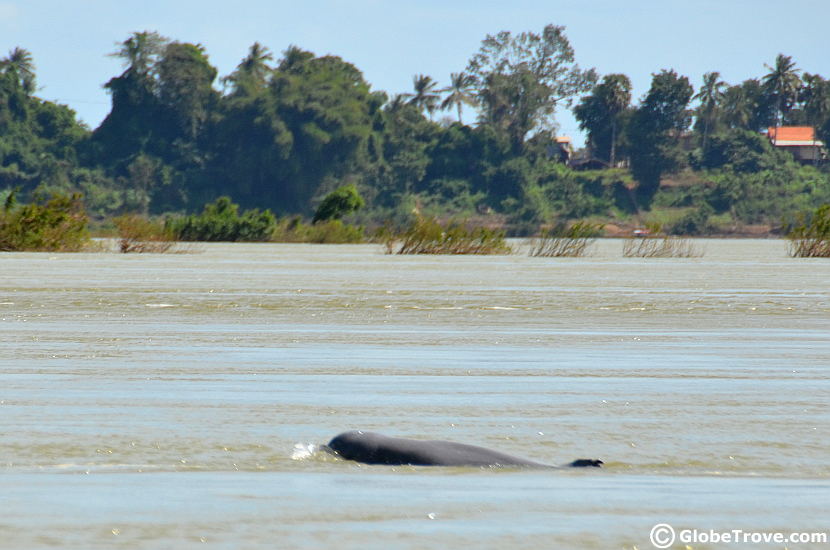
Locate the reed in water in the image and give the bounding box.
[528,221,603,258]
[622,224,703,258]
[787,204,830,258]
[385,215,512,255]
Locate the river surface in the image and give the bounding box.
[1,240,829,549]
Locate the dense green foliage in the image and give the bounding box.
[465,24,597,152]
[627,70,695,206]
[0,191,90,251]
[272,217,365,244]
[167,196,276,241]
[313,184,365,223]
[162,195,366,243]
[574,73,632,167]
[1,30,830,244]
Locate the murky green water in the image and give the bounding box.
[2,240,829,549]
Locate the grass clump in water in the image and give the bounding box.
[385,215,512,255]
[0,190,91,252]
[622,223,703,258]
[787,204,830,258]
[528,221,603,257]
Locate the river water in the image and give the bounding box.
[1,240,828,549]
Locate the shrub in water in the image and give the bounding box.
[787,204,830,258]
[113,214,177,253]
[272,216,365,244]
[167,197,276,242]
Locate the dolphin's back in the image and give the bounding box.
[328,431,549,467]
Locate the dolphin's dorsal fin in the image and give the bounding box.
[569,458,603,467]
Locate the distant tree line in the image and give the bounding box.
[2,26,829,236]
[574,55,830,207]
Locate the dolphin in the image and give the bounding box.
[326,430,602,468]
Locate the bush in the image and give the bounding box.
[385,215,512,255]
[787,204,830,257]
[668,204,714,235]
[167,196,276,242]
[312,184,364,223]
[528,221,603,257]
[0,190,90,251]
[113,214,177,253]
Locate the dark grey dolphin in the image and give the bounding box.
[327,431,602,468]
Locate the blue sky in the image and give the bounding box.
[2,0,828,145]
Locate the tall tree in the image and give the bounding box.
[0,47,36,94]
[800,73,830,128]
[693,71,726,152]
[405,74,440,118]
[821,117,830,151]
[208,51,381,214]
[573,73,632,166]
[366,98,438,207]
[721,85,750,130]
[156,42,219,140]
[628,69,693,207]
[92,32,219,212]
[0,49,93,197]
[724,78,776,131]
[93,32,170,163]
[439,72,477,124]
[763,54,801,126]
[466,24,597,151]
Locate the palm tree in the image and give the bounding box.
[223,42,273,94]
[384,93,408,114]
[404,74,440,118]
[279,45,314,72]
[694,71,726,151]
[763,54,801,126]
[239,42,273,82]
[439,72,477,123]
[1,47,36,94]
[109,31,168,77]
[721,86,749,129]
[801,73,830,128]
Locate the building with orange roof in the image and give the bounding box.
[767,126,826,164]
[551,135,573,164]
